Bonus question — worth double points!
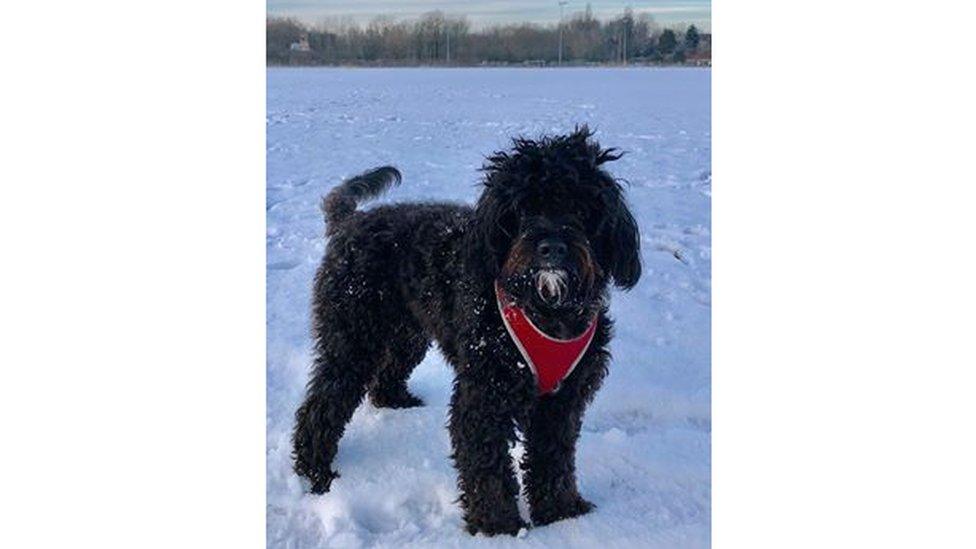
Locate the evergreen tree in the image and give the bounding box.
[685,25,700,51]
[658,29,677,55]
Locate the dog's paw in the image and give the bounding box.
[530,495,595,526]
[307,471,339,494]
[464,515,528,537]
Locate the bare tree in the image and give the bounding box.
[266,11,699,66]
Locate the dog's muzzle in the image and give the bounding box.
[535,269,569,306]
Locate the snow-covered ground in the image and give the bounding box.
[267,67,710,548]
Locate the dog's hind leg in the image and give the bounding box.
[367,325,429,409]
[292,336,374,494]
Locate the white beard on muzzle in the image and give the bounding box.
[535,269,569,305]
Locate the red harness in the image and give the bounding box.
[495,282,598,395]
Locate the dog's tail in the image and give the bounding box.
[321,166,401,235]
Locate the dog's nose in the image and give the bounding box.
[537,238,568,261]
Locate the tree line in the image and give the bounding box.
[267,6,709,66]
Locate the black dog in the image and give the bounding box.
[292,126,640,536]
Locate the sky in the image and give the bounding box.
[266,1,711,31]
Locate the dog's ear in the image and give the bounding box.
[465,187,517,279]
[573,129,638,288]
[602,194,642,289]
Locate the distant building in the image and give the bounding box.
[686,33,711,66]
[685,52,711,66]
[699,33,712,54]
[289,34,311,53]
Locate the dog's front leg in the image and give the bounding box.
[522,354,607,526]
[522,395,594,526]
[449,371,528,536]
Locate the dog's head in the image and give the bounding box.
[468,126,641,313]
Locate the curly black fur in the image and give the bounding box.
[292,126,641,536]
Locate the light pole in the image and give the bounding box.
[558,1,568,66]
